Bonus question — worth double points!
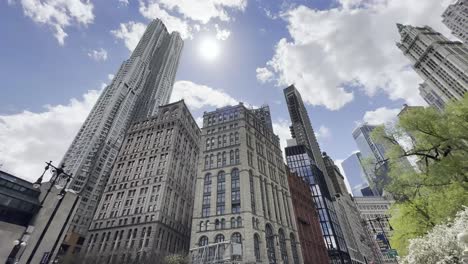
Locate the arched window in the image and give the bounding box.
[217,136,222,147]
[199,236,208,246]
[202,174,211,217]
[231,217,236,228]
[290,233,300,264]
[231,169,241,214]
[237,216,242,227]
[215,234,225,243]
[235,149,240,164]
[266,224,276,263]
[215,219,220,230]
[209,154,214,169]
[206,139,210,150]
[222,152,227,166]
[234,132,239,144]
[279,229,288,264]
[231,233,242,243]
[229,133,234,145]
[221,218,226,229]
[204,156,209,169]
[215,234,226,260]
[254,234,261,261]
[222,135,227,146]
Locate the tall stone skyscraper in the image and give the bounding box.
[442,0,468,43]
[396,24,467,105]
[82,101,200,264]
[58,19,183,256]
[284,85,335,195]
[190,103,303,264]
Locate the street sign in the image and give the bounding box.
[40,252,50,264]
[387,249,398,258]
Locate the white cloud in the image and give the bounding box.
[156,0,247,24]
[87,48,108,61]
[257,0,452,110]
[256,67,274,83]
[139,1,193,40]
[108,74,115,80]
[315,125,331,140]
[111,21,147,51]
[215,24,231,40]
[363,107,400,125]
[272,119,291,153]
[195,116,204,128]
[17,0,94,45]
[0,89,102,182]
[170,80,238,109]
[118,0,129,6]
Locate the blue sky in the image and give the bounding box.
[0,0,453,181]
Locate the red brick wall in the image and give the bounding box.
[288,171,329,264]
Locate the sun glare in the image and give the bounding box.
[199,37,220,61]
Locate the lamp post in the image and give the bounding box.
[22,161,74,264]
[368,216,398,263]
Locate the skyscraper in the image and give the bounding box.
[341,152,371,197]
[285,143,350,263]
[82,101,200,264]
[418,82,446,111]
[284,85,335,195]
[442,0,468,43]
[352,124,388,195]
[58,19,183,257]
[190,103,302,264]
[396,24,467,104]
[322,152,349,196]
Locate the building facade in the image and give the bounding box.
[58,19,184,257]
[284,85,336,195]
[285,144,350,264]
[287,169,329,264]
[322,153,348,196]
[442,0,468,43]
[190,103,303,264]
[418,82,446,111]
[341,152,371,197]
[354,197,396,264]
[82,101,200,263]
[352,124,389,195]
[396,24,468,104]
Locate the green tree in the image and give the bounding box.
[371,95,468,256]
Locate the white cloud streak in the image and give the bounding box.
[363,107,400,126]
[87,48,108,61]
[257,0,452,110]
[17,0,94,45]
[111,21,147,51]
[215,24,231,40]
[170,80,238,109]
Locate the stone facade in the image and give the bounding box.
[354,197,396,264]
[190,103,303,264]
[287,169,329,264]
[396,24,467,104]
[442,0,468,43]
[82,101,200,263]
[59,19,184,258]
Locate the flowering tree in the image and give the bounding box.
[401,207,468,264]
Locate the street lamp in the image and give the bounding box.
[24,161,74,264]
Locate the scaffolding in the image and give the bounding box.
[189,241,242,264]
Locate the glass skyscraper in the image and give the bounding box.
[341,152,372,197]
[286,144,351,264]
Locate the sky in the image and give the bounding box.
[0,0,454,183]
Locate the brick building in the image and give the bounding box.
[287,169,329,264]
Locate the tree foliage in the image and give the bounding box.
[371,95,468,255]
[400,206,468,264]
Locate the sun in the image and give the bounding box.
[199,37,220,61]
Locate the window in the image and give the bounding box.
[290,233,300,264]
[249,171,256,214]
[231,233,242,261]
[254,234,261,261]
[202,174,211,217]
[199,236,208,246]
[215,234,225,260]
[266,224,276,263]
[279,229,288,264]
[231,168,241,214]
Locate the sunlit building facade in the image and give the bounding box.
[190,103,303,264]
